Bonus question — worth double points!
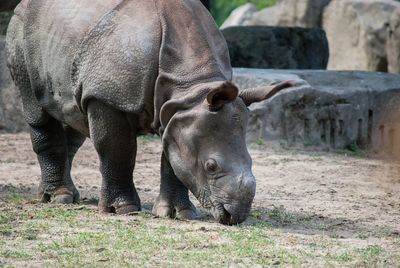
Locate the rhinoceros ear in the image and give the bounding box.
[239,80,294,106]
[206,81,239,111]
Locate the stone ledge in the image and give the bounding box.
[233,68,400,152]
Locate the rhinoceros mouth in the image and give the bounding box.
[209,200,252,225]
[211,205,234,225]
[195,188,234,224]
[195,186,251,225]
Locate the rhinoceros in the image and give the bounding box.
[6,0,293,224]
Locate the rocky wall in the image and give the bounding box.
[223,0,400,74]
[234,68,400,152]
[222,26,329,69]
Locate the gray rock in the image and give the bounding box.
[222,26,329,69]
[223,0,400,74]
[220,3,257,29]
[233,68,400,152]
[387,8,400,73]
[323,0,400,72]
[224,0,331,28]
[0,35,27,132]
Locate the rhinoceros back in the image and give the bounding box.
[17,0,160,129]
[14,0,230,134]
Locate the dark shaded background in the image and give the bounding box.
[0,0,19,12]
[200,0,210,10]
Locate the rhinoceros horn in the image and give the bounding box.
[239,80,294,106]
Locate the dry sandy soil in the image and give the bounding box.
[1,133,399,234]
[1,132,400,266]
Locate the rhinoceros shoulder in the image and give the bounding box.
[72,0,161,115]
[13,0,29,21]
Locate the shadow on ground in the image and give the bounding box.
[243,207,400,240]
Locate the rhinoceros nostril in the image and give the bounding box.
[218,206,230,224]
[223,204,239,225]
[238,173,256,187]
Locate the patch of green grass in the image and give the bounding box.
[21,230,38,241]
[211,0,276,26]
[1,193,399,267]
[357,245,383,260]
[32,206,78,220]
[326,251,350,263]
[255,137,264,146]
[7,193,24,204]
[303,138,321,147]
[268,206,298,225]
[0,185,36,205]
[0,158,16,163]
[0,212,13,225]
[0,251,32,260]
[139,134,160,142]
[250,208,263,219]
[279,141,290,150]
[336,142,368,158]
[312,157,323,162]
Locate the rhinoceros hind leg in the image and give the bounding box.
[62,126,85,203]
[31,117,80,204]
[87,100,141,215]
[7,15,80,203]
[152,154,198,220]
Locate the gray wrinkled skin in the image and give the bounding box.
[6,0,292,225]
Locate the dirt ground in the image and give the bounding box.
[1,133,399,234]
[1,133,400,266]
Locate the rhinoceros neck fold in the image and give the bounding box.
[157,0,232,84]
[151,0,232,133]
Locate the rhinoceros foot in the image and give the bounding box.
[98,190,141,215]
[39,185,80,204]
[152,195,198,220]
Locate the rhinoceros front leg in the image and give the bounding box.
[87,100,141,214]
[152,154,197,220]
[31,117,81,204]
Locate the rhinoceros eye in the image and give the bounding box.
[205,159,218,174]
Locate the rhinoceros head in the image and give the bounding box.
[160,80,293,225]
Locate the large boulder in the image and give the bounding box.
[323,0,400,72]
[220,3,257,29]
[222,26,329,69]
[0,36,27,132]
[233,68,400,152]
[387,8,400,73]
[222,0,331,29]
[223,0,400,74]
